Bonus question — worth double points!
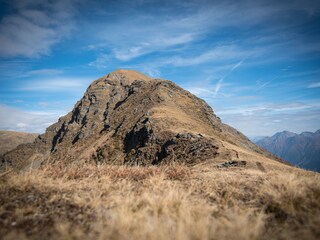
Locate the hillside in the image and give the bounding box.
[0,131,38,156]
[0,161,319,240]
[1,69,281,172]
[0,70,319,240]
[256,130,320,172]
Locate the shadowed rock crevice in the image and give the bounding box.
[124,126,152,153]
[51,122,68,152]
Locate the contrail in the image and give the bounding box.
[214,57,246,97]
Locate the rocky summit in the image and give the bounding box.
[1,69,280,171]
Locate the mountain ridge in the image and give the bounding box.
[1,69,285,171]
[256,130,320,172]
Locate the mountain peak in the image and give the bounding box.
[1,70,281,170]
[274,130,296,138]
[106,69,152,83]
[256,129,320,172]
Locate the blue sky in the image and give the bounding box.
[0,0,319,137]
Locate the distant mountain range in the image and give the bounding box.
[255,130,320,172]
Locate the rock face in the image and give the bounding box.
[256,130,320,172]
[1,69,279,171]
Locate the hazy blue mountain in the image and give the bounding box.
[255,130,320,172]
[249,136,267,142]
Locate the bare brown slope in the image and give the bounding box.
[1,69,284,171]
[0,131,38,156]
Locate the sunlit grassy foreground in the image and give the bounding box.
[0,163,319,240]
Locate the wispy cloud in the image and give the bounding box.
[1,0,319,138]
[142,67,161,78]
[216,102,317,116]
[255,76,279,91]
[182,57,247,100]
[214,79,223,97]
[15,68,65,78]
[216,102,320,136]
[88,54,110,68]
[187,87,216,97]
[255,80,273,91]
[231,57,246,71]
[307,82,320,88]
[19,77,92,91]
[0,0,77,58]
[163,46,253,67]
[86,4,218,62]
[213,57,246,97]
[84,0,320,78]
[25,69,64,76]
[113,34,194,61]
[86,3,249,63]
[221,110,320,137]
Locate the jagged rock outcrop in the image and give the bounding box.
[1,69,279,171]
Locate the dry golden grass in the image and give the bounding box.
[0,163,319,240]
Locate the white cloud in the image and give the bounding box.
[114,46,145,61]
[85,0,320,69]
[215,102,320,136]
[307,82,320,88]
[88,54,110,68]
[17,122,28,129]
[112,33,194,61]
[87,33,194,63]
[216,103,314,116]
[0,104,65,133]
[231,57,246,71]
[38,102,49,107]
[272,119,282,123]
[142,67,161,78]
[0,0,77,58]
[183,57,247,102]
[254,79,274,91]
[86,7,215,63]
[163,46,256,67]
[187,87,215,96]
[19,77,92,91]
[214,79,223,97]
[220,110,320,138]
[26,69,64,76]
[212,58,246,97]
